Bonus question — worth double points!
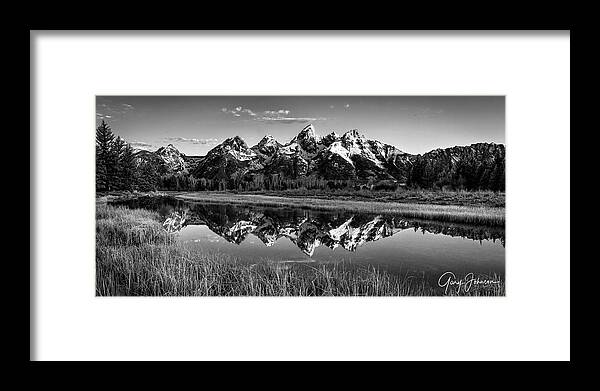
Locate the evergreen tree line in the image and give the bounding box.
[156,164,504,193]
[156,174,376,192]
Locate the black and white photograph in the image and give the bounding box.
[32,30,569,362]
[96,96,505,296]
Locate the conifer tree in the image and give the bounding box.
[119,143,137,191]
[111,136,126,189]
[96,120,116,191]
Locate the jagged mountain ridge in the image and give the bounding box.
[155,144,186,172]
[192,124,417,181]
[134,143,188,173]
[132,124,505,190]
[408,142,505,190]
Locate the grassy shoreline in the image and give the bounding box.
[96,203,505,296]
[98,189,504,206]
[245,189,505,207]
[173,192,504,227]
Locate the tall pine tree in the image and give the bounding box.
[96,120,116,191]
[119,143,137,191]
[111,136,126,190]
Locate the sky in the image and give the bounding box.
[96,96,504,156]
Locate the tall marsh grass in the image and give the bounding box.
[96,204,504,296]
[96,204,174,247]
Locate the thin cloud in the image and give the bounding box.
[264,110,290,116]
[221,106,257,117]
[164,137,219,145]
[221,106,327,124]
[258,108,326,123]
[257,116,327,124]
[129,141,155,150]
[96,99,136,122]
[96,113,113,121]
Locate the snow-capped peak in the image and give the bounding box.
[155,144,186,171]
[204,136,259,162]
[300,123,316,135]
[291,123,322,154]
[258,134,278,146]
[326,141,353,164]
[157,143,179,153]
[321,131,340,147]
[293,123,320,140]
[253,134,281,157]
[221,136,248,150]
[342,129,364,140]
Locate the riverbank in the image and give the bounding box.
[97,189,504,207]
[173,192,505,227]
[96,203,505,296]
[248,189,505,208]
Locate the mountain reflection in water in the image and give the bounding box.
[113,196,505,257]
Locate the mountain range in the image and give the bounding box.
[134,124,505,189]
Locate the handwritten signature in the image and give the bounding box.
[437,271,501,295]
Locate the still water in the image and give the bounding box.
[113,197,505,281]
